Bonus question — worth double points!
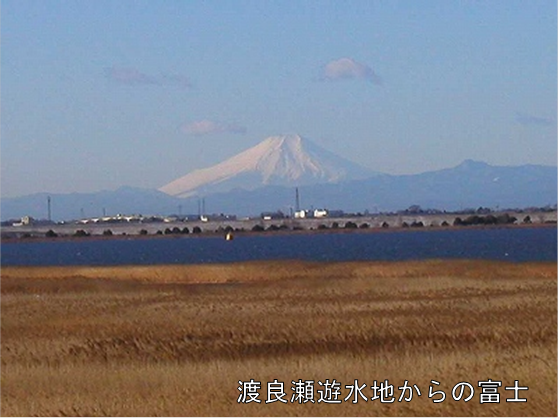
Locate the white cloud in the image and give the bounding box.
[182,120,247,136]
[323,58,382,84]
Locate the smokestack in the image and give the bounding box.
[295,187,300,212]
[47,196,51,221]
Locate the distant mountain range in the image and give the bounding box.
[1,134,557,221]
[1,187,182,222]
[205,159,556,215]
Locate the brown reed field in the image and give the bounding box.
[1,260,557,416]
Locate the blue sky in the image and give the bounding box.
[2,0,557,197]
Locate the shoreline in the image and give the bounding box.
[1,220,556,245]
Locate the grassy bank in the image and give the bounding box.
[1,260,557,416]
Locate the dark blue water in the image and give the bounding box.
[1,228,556,266]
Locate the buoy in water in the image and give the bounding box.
[225,231,234,241]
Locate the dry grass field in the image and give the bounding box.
[1,260,557,416]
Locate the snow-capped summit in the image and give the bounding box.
[159,134,375,198]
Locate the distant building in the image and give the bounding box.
[294,209,328,218]
[261,211,285,220]
[313,209,328,218]
[12,216,34,226]
[294,210,306,219]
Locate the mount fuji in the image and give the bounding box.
[159,134,376,198]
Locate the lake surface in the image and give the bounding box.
[1,227,556,266]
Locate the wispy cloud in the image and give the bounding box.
[105,66,192,88]
[182,120,247,136]
[515,112,555,127]
[159,73,192,89]
[322,58,382,84]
